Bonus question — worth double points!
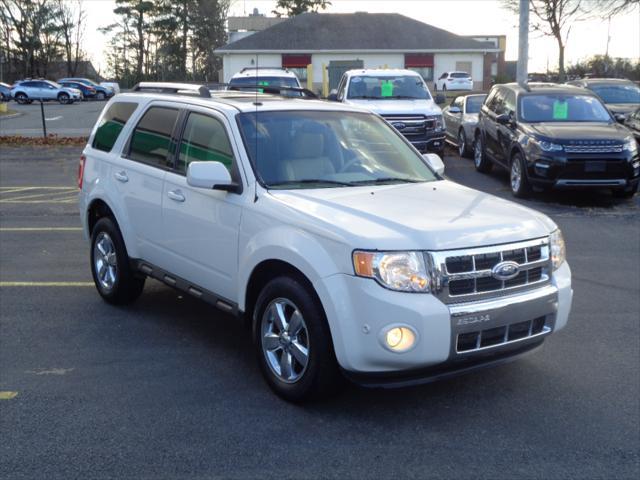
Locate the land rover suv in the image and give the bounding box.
[473,83,639,198]
[79,82,573,401]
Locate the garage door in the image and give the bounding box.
[328,60,364,90]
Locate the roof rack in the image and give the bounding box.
[226,83,317,99]
[240,67,291,73]
[132,82,211,98]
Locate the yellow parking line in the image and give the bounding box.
[0,199,78,204]
[0,187,38,194]
[1,189,76,202]
[0,186,76,190]
[0,391,18,400]
[0,227,82,232]
[0,282,93,287]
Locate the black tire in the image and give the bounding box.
[15,92,28,104]
[58,92,70,104]
[254,275,341,402]
[458,128,470,158]
[96,91,106,100]
[510,152,532,198]
[90,217,145,305]
[612,183,638,199]
[473,132,493,173]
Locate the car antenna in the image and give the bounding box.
[254,53,260,203]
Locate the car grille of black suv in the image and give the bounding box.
[563,144,623,154]
[426,237,551,304]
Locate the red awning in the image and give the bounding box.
[282,54,312,68]
[405,54,434,68]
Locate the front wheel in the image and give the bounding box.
[458,128,470,158]
[612,183,638,199]
[90,217,145,305]
[473,133,493,173]
[510,152,532,198]
[58,93,70,104]
[15,92,28,104]
[254,276,341,402]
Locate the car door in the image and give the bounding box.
[495,89,518,165]
[444,96,463,139]
[115,102,181,266]
[483,87,505,161]
[40,82,57,100]
[160,107,243,301]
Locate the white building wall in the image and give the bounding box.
[309,53,404,82]
[222,54,282,82]
[433,53,484,89]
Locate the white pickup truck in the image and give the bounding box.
[79,83,573,402]
[328,69,446,154]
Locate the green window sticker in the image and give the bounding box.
[258,81,270,86]
[553,100,568,120]
[381,80,394,97]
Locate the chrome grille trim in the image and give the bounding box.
[564,145,623,154]
[426,237,552,304]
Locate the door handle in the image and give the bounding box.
[114,171,128,183]
[167,189,185,202]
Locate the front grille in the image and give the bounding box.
[429,238,551,304]
[559,158,628,180]
[456,317,549,353]
[564,145,623,154]
[381,114,439,137]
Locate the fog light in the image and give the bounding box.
[534,162,550,177]
[382,326,417,353]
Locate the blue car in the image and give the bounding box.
[57,78,114,100]
[0,82,12,101]
[59,81,97,99]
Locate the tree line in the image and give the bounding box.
[0,0,86,81]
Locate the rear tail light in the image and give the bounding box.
[78,154,86,189]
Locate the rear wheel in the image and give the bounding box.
[58,92,70,104]
[90,217,145,305]
[254,276,341,402]
[96,91,106,100]
[510,152,532,198]
[473,133,493,173]
[458,128,470,158]
[15,92,28,104]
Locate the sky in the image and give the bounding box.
[82,0,640,76]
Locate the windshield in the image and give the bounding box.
[451,72,471,78]
[590,84,640,104]
[237,111,438,189]
[466,95,486,113]
[519,94,612,123]
[347,75,431,100]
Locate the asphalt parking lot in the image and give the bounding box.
[0,101,104,137]
[0,145,638,479]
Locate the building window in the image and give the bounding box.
[404,53,434,81]
[282,54,311,84]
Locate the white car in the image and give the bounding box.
[229,67,302,96]
[329,69,446,154]
[435,71,474,91]
[79,82,573,402]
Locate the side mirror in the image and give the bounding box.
[495,113,511,125]
[186,161,238,192]
[423,153,445,176]
[614,113,626,124]
[435,93,446,104]
[449,106,462,114]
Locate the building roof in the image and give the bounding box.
[216,13,497,53]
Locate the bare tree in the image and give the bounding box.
[57,0,85,76]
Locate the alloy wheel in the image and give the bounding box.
[458,130,466,156]
[474,137,482,167]
[93,232,118,291]
[511,158,522,193]
[261,298,310,384]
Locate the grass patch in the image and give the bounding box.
[0,135,87,146]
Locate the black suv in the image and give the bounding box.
[473,83,640,198]
[566,78,640,123]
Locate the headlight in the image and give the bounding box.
[550,229,566,271]
[353,251,430,292]
[534,139,564,152]
[623,136,638,155]
[431,115,444,131]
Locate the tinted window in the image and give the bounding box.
[590,84,640,104]
[229,76,299,88]
[347,75,431,100]
[21,81,36,87]
[465,95,486,113]
[504,90,516,115]
[177,113,234,174]
[451,72,471,78]
[519,94,612,122]
[93,102,138,152]
[487,88,505,113]
[128,107,179,166]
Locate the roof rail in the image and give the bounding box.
[226,83,317,99]
[240,67,290,73]
[132,82,211,98]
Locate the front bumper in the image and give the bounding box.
[315,262,572,382]
[409,133,446,153]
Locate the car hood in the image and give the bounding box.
[267,181,555,251]
[345,98,442,116]
[606,103,639,115]
[524,122,631,141]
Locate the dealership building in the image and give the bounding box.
[215,12,503,92]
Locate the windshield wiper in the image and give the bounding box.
[267,179,353,188]
[349,95,379,99]
[388,95,423,100]
[349,177,424,185]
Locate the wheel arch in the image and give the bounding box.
[85,194,138,258]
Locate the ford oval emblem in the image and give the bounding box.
[392,122,406,130]
[491,261,520,281]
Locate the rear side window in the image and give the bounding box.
[128,107,179,167]
[177,113,234,174]
[92,102,138,152]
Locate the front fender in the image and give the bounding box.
[237,224,348,312]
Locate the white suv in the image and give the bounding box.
[329,69,446,154]
[435,71,474,91]
[79,82,573,402]
[229,67,302,96]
